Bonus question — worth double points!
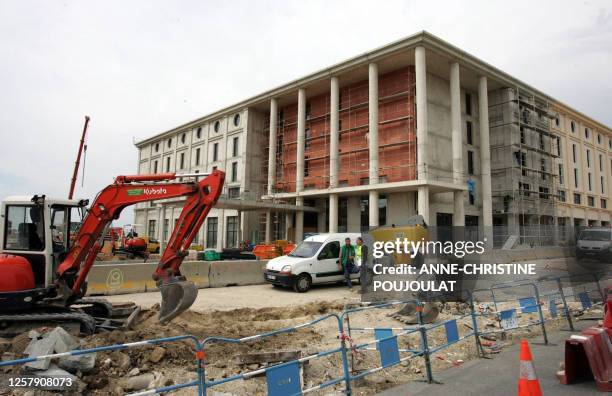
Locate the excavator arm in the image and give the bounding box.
[54,170,225,323]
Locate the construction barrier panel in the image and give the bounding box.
[87,260,265,295]
[208,260,267,288]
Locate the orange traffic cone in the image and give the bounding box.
[518,339,543,396]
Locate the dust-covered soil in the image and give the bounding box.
[1,295,586,396]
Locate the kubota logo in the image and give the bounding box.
[143,187,167,195]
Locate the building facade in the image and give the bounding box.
[134,31,611,250]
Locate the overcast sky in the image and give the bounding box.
[1,0,610,225]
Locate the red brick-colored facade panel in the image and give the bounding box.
[267,66,416,193]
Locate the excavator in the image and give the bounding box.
[0,170,224,333]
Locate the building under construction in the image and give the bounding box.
[134,31,611,249]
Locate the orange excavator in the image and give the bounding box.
[0,170,224,332]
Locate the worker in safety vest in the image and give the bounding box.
[355,237,370,293]
[340,237,357,289]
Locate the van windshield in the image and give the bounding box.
[579,230,611,241]
[288,241,323,258]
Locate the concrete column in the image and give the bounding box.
[415,46,430,225]
[329,193,338,233]
[267,98,278,195]
[296,88,306,193]
[295,88,306,243]
[415,46,428,180]
[368,63,380,228]
[265,211,272,242]
[450,62,465,227]
[347,196,361,232]
[479,76,493,246]
[295,198,304,242]
[418,186,430,226]
[317,199,326,233]
[330,77,339,188]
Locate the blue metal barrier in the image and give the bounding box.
[199,313,351,396]
[0,334,205,396]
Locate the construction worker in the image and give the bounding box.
[355,237,371,293]
[340,237,356,289]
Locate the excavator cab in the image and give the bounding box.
[0,196,86,307]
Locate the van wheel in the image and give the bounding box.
[293,274,312,293]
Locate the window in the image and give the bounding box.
[601,176,605,194]
[179,152,185,170]
[570,120,576,133]
[599,154,603,172]
[573,193,581,205]
[212,166,217,172]
[602,199,608,209]
[206,218,218,248]
[305,157,310,177]
[148,220,156,239]
[555,117,560,127]
[155,143,160,152]
[233,114,240,127]
[541,158,547,180]
[556,136,561,157]
[519,182,530,197]
[588,172,592,191]
[520,127,525,144]
[318,241,340,260]
[558,190,566,202]
[181,133,186,144]
[214,121,220,133]
[213,143,219,162]
[228,187,240,198]
[226,216,238,248]
[4,205,45,251]
[195,148,201,165]
[163,219,169,241]
[539,186,550,200]
[558,164,564,185]
[468,189,475,205]
[514,151,527,167]
[574,168,579,188]
[153,160,158,174]
[586,149,591,168]
[167,138,172,148]
[467,150,474,175]
[465,93,472,115]
[165,156,171,172]
[231,161,238,182]
[572,144,577,163]
[196,127,202,139]
[597,134,602,144]
[305,101,312,119]
[585,128,589,139]
[232,137,239,157]
[467,121,473,145]
[539,134,545,150]
[305,128,312,150]
[379,195,387,226]
[587,196,595,207]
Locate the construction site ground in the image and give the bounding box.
[2,257,605,395]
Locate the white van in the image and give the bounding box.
[264,233,361,292]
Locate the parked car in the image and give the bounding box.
[575,227,612,262]
[264,233,361,292]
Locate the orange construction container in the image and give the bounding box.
[282,244,296,256]
[253,244,282,259]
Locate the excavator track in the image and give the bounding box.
[0,311,96,336]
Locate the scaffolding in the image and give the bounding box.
[489,87,558,246]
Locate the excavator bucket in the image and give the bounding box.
[158,276,198,324]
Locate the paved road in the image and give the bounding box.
[378,319,602,396]
[105,283,356,312]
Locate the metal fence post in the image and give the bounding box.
[417,304,434,384]
[555,276,574,331]
[468,291,485,357]
[532,283,548,344]
[338,317,353,396]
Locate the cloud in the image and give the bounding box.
[0,0,610,225]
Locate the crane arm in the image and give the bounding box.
[54,170,225,314]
